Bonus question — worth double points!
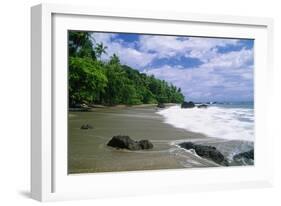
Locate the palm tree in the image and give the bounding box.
[68,31,97,59]
[69,32,91,53]
[95,43,108,60]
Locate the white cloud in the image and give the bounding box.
[203,48,253,69]
[91,32,253,101]
[91,33,117,45]
[92,33,244,71]
[139,36,240,62]
[139,36,189,58]
[92,33,155,68]
[146,47,253,101]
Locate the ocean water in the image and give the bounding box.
[157,103,254,142]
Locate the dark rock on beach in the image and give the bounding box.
[138,140,154,149]
[181,101,195,108]
[197,104,208,108]
[80,124,93,129]
[233,149,254,165]
[107,135,140,150]
[178,142,195,150]
[157,103,165,108]
[178,142,228,166]
[107,135,153,150]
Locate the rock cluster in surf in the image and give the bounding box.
[107,135,153,150]
[178,142,254,166]
[181,101,195,108]
[181,101,208,109]
[233,149,254,165]
[178,142,228,165]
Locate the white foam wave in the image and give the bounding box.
[157,105,254,141]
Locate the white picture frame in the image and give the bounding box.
[31,3,274,202]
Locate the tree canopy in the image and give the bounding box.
[68,31,185,106]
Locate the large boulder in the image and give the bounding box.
[178,142,227,165]
[181,101,195,108]
[107,135,141,150]
[178,142,195,149]
[107,135,153,150]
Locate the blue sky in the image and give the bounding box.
[92,32,254,102]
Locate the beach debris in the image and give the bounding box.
[80,124,93,129]
[107,135,153,150]
[197,104,208,108]
[181,101,195,108]
[178,142,228,166]
[71,103,89,108]
[157,102,165,108]
[233,149,254,165]
[69,103,91,111]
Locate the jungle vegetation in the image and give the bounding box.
[68,31,185,106]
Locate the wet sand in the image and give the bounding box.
[68,106,221,174]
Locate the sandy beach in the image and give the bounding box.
[68,105,221,174]
[67,31,255,174]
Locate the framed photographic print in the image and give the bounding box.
[31,3,274,201]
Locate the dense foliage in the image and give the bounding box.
[68,31,185,106]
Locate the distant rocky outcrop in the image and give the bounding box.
[107,135,153,150]
[157,103,165,108]
[181,101,195,108]
[178,142,228,166]
[207,102,217,105]
[197,104,208,108]
[80,124,93,129]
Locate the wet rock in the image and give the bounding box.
[178,142,228,165]
[179,142,195,149]
[139,140,154,149]
[233,149,254,161]
[107,135,153,150]
[181,101,195,108]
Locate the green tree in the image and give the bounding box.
[69,57,108,105]
[68,31,96,59]
[68,31,185,106]
[95,43,108,60]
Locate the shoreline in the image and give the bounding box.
[68,105,253,174]
[69,103,178,111]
